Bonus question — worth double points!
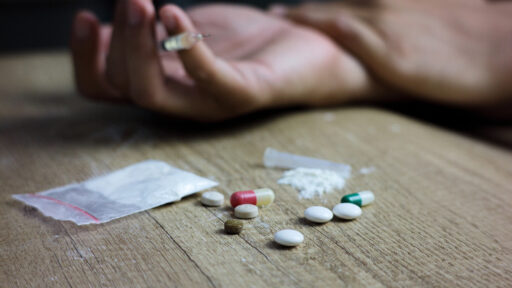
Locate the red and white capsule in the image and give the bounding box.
[230,188,275,208]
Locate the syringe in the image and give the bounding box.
[263,147,352,179]
[160,32,210,52]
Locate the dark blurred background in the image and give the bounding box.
[0,0,300,53]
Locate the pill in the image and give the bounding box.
[230,188,274,208]
[341,190,375,207]
[234,204,259,219]
[274,229,304,247]
[333,203,362,220]
[304,206,333,223]
[201,191,224,206]
[224,219,244,234]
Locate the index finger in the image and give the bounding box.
[71,11,121,101]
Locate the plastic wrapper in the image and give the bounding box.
[263,147,351,178]
[12,160,218,225]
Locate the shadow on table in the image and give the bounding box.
[2,91,511,150]
[265,240,297,250]
[378,101,512,150]
[0,91,296,149]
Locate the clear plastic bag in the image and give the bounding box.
[13,160,218,225]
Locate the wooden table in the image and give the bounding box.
[1,51,511,287]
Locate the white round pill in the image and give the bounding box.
[304,206,333,223]
[201,191,224,207]
[234,204,259,219]
[333,203,362,220]
[274,229,304,247]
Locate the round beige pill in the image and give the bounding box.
[201,191,224,207]
[234,204,258,219]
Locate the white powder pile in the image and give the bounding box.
[278,167,346,199]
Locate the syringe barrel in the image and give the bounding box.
[263,148,351,178]
[161,32,203,51]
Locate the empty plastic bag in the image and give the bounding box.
[13,160,218,225]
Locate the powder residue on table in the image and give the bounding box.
[278,167,346,199]
[359,166,376,175]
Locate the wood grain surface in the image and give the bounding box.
[1,52,511,287]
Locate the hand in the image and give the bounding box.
[280,0,512,108]
[71,1,375,121]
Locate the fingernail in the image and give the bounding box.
[269,5,288,17]
[75,16,90,39]
[128,0,142,26]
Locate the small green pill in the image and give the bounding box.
[341,191,375,207]
[224,219,244,234]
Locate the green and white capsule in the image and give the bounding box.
[341,191,375,207]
